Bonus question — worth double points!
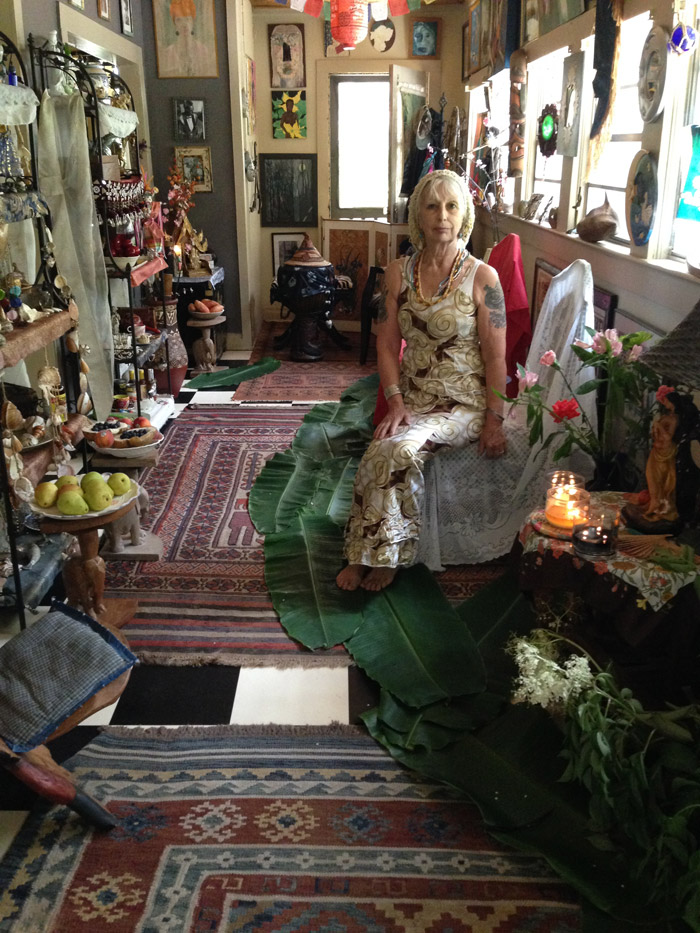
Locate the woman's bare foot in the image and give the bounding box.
[336,564,367,590]
[361,567,397,591]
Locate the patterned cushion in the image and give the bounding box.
[0,601,137,753]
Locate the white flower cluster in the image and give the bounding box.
[510,638,595,711]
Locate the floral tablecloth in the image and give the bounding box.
[520,492,699,612]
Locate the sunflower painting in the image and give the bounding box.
[272,91,307,139]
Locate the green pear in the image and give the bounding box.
[56,474,79,490]
[84,482,115,512]
[107,472,131,496]
[57,483,84,500]
[80,471,105,489]
[34,482,58,508]
[56,489,90,516]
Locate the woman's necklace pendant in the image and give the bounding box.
[414,248,466,305]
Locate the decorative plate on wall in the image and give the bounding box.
[625,149,658,246]
[638,25,669,122]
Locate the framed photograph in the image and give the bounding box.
[469,3,481,73]
[269,24,305,88]
[153,0,218,79]
[272,233,305,275]
[409,18,441,59]
[259,153,317,228]
[531,258,561,328]
[173,98,206,142]
[97,0,110,20]
[120,0,133,36]
[174,146,213,193]
[461,22,470,82]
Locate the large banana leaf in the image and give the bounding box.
[186,357,280,388]
[250,450,358,534]
[345,564,486,707]
[264,513,365,648]
[292,420,371,461]
[340,372,380,403]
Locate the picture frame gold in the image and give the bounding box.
[409,17,442,60]
[174,146,213,193]
[97,0,110,21]
[152,0,218,79]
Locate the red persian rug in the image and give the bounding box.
[104,406,349,667]
[0,726,581,932]
[233,322,377,403]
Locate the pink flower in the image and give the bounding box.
[592,329,622,356]
[518,370,539,391]
[540,350,557,366]
[628,344,642,361]
[656,384,675,403]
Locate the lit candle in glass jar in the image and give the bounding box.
[572,507,620,559]
[546,469,585,490]
[545,485,590,529]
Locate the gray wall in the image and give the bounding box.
[23,0,144,47]
[139,1,240,332]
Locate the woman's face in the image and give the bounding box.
[413,23,436,56]
[418,182,464,247]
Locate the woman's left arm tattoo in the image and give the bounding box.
[484,282,506,328]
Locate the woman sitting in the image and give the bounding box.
[336,169,507,592]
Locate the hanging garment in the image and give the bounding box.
[38,91,113,419]
[487,233,531,397]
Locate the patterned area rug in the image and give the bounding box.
[104,406,348,667]
[0,726,581,932]
[233,322,377,402]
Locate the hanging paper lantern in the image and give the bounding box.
[669,22,697,54]
[330,0,368,51]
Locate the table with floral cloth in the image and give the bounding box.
[517,492,700,705]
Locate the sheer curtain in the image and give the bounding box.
[417,259,598,570]
[38,91,113,419]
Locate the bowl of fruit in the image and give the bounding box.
[85,417,163,458]
[188,298,224,321]
[30,472,138,519]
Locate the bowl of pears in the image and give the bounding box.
[31,472,138,519]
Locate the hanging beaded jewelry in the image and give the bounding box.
[413,247,469,306]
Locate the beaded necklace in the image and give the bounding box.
[413,248,469,306]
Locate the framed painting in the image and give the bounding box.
[272,233,305,276]
[409,18,441,59]
[269,24,306,89]
[272,91,307,139]
[120,0,133,36]
[462,22,470,81]
[259,153,317,227]
[173,98,206,143]
[531,258,561,328]
[469,3,481,73]
[153,0,218,79]
[175,146,213,193]
[97,0,110,20]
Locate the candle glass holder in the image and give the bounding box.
[546,469,585,490]
[572,506,621,559]
[544,485,590,530]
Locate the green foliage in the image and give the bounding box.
[185,357,280,389]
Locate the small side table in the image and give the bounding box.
[40,497,140,627]
[187,315,226,372]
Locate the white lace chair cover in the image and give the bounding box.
[0,84,40,126]
[417,258,598,570]
[98,102,139,139]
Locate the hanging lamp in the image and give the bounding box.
[330,0,368,51]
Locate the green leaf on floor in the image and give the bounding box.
[292,420,372,461]
[264,513,365,649]
[186,356,281,388]
[345,564,486,707]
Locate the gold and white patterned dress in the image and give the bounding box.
[344,253,487,568]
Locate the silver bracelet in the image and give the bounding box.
[384,383,402,400]
[486,408,505,421]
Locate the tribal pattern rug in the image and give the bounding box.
[233,322,376,403]
[104,406,349,667]
[0,726,581,932]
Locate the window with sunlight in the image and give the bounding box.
[529,48,567,217]
[331,75,390,219]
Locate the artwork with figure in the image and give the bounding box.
[410,19,441,58]
[369,20,396,53]
[260,154,317,227]
[175,146,213,192]
[272,91,307,139]
[153,0,218,79]
[120,0,133,35]
[174,98,206,142]
[269,24,305,88]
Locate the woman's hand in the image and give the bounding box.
[478,413,507,458]
[374,396,413,439]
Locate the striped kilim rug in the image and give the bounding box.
[0,726,581,932]
[233,322,377,403]
[104,405,349,667]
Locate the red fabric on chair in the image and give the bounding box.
[487,234,531,398]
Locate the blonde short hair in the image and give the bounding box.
[407,170,475,251]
